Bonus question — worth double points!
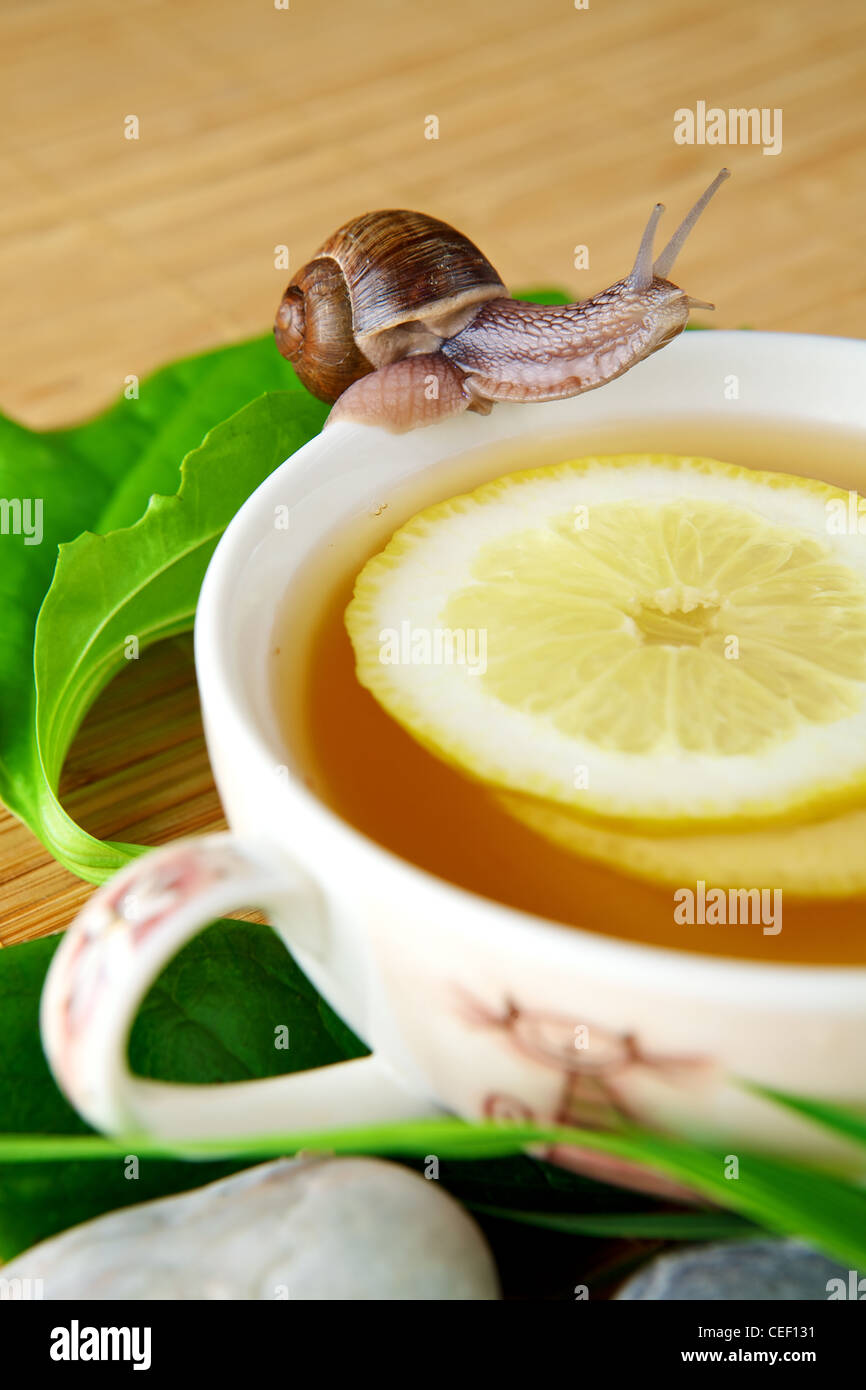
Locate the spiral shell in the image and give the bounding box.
[274,210,506,403]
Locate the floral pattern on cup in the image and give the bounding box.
[460,991,715,1201]
[49,839,249,1095]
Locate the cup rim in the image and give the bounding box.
[196,329,866,1001]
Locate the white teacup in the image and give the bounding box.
[41,331,866,1187]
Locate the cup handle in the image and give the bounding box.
[40,834,438,1142]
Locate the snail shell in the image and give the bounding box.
[275,210,506,402]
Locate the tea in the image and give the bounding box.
[272,415,866,965]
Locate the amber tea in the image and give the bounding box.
[272,415,866,966]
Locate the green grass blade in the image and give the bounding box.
[2,1115,865,1267]
[468,1205,757,1241]
[748,1086,866,1149]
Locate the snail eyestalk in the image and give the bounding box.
[629,202,665,290]
[652,168,730,279]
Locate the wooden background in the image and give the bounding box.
[1,0,865,946]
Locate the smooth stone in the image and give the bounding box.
[615,1238,850,1301]
[2,1156,500,1300]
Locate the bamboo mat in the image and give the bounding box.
[1,0,865,945]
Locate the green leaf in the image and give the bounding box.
[748,1085,866,1150]
[91,339,308,534]
[0,335,321,867]
[514,288,571,306]
[127,918,367,1083]
[0,933,242,1260]
[23,388,326,878]
[0,924,365,1260]
[36,387,328,880]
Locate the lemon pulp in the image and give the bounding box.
[346,455,866,829]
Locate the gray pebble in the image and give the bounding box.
[2,1157,500,1300]
[616,1238,851,1301]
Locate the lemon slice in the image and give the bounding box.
[345,455,866,828]
[499,790,866,897]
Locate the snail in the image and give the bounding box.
[275,169,729,433]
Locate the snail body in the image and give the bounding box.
[275,171,729,433]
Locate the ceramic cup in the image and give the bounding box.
[40,331,866,1189]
